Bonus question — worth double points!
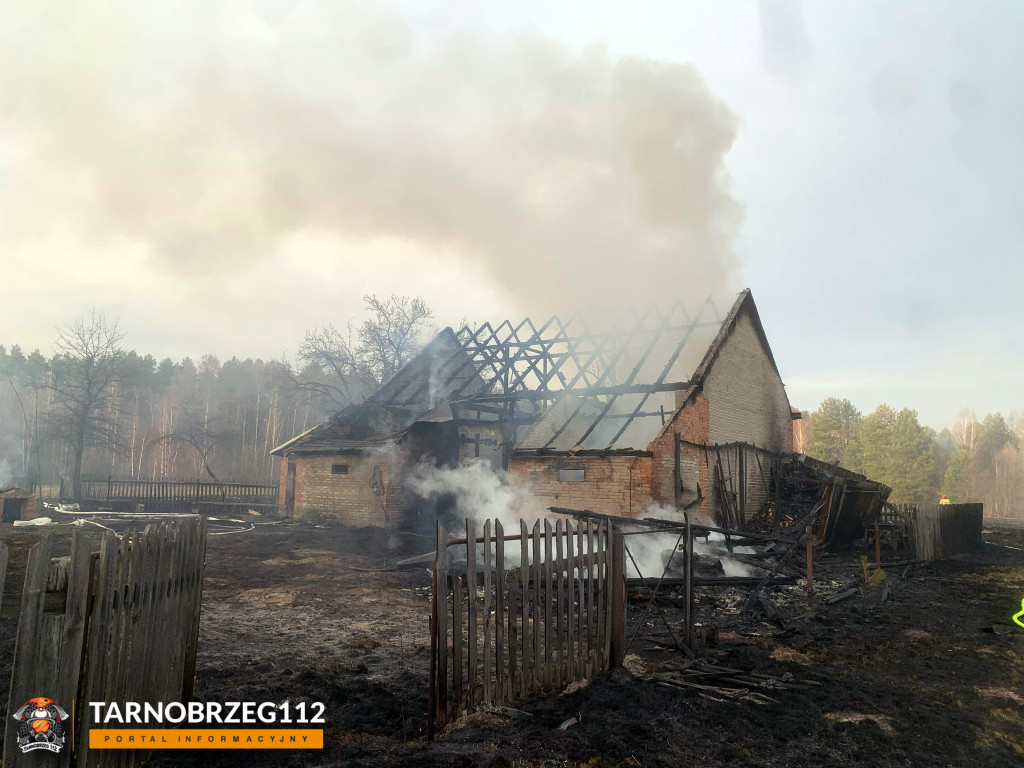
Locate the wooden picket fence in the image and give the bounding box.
[429,517,624,734]
[1,516,207,767]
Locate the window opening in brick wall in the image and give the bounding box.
[558,468,585,482]
[331,464,349,475]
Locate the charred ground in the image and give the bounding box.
[136,521,1024,768]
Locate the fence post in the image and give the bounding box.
[430,521,448,735]
[608,528,626,668]
[684,512,694,647]
[3,534,53,768]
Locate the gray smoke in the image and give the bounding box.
[0,0,742,318]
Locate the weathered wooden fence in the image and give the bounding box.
[1,516,207,767]
[61,478,277,508]
[430,517,624,733]
[889,503,984,561]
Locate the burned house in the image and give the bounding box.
[271,289,800,529]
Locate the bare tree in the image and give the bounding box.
[48,311,126,502]
[295,294,435,409]
[952,409,982,454]
[156,403,236,482]
[357,294,434,385]
[296,321,363,408]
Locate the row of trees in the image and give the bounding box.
[799,397,1022,517]
[0,296,435,502]
[11,298,1013,517]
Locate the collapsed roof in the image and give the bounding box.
[273,289,776,456]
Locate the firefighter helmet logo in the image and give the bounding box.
[12,697,69,753]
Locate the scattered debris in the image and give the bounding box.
[647,658,814,705]
[474,703,532,721]
[982,623,1015,635]
[770,646,813,665]
[828,587,860,605]
[860,555,887,587]
[556,714,580,730]
[825,711,896,737]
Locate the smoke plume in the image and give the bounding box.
[0,1,742,318]
[406,459,546,533]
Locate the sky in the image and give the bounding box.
[1,1,1022,430]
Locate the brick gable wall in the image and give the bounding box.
[703,310,791,451]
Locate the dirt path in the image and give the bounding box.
[150,523,1024,767]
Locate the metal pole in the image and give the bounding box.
[684,509,694,647]
[428,522,439,738]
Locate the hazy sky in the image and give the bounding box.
[2,1,1021,429]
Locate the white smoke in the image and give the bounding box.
[406,458,546,534]
[622,531,686,579]
[621,531,755,580]
[406,457,616,573]
[621,502,760,578]
[719,552,754,578]
[0,1,742,319]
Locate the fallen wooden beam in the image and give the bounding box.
[553,507,798,545]
[827,587,860,604]
[627,575,795,588]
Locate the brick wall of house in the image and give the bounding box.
[650,394,711,517]
[289,454,390,527]
[384,453,419,525]
[509,454,653,518]
[277,458,289,515]
[703,309,792,452]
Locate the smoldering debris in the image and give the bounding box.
[624,531,758,580]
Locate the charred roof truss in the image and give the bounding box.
[386,297,724,451]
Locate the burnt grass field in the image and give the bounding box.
[137,520,1024,768]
